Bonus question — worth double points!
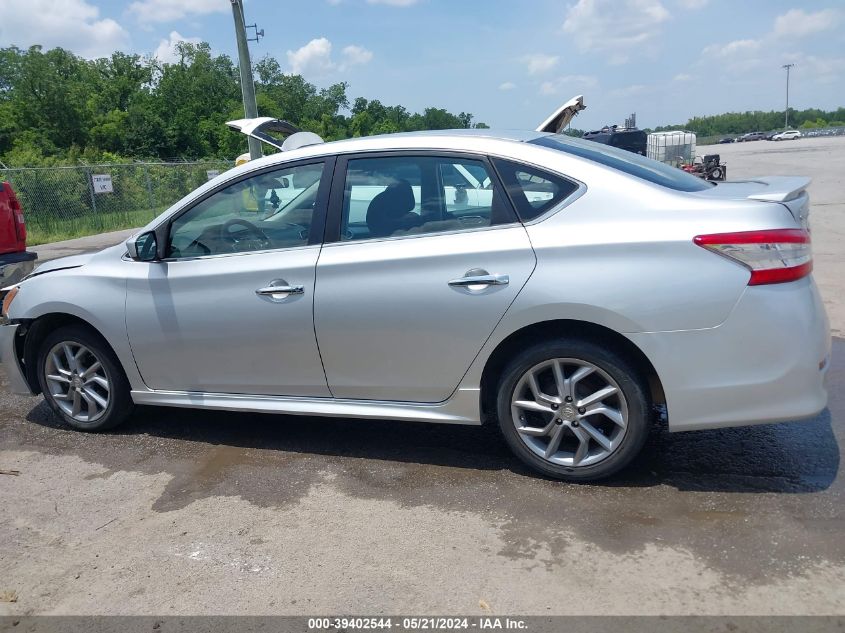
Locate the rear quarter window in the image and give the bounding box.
[492,158,579,222]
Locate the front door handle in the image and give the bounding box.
[255,279,304,299]
[448,270,509,288]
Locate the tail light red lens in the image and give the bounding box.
[694,229,812,286]
[2,183,26,245]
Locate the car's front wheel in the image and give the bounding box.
[37,324,133,431]
[496,339,651,481]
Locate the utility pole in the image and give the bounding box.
[231,0,262,159]
[782,63,795,131]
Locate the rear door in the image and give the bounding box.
[313,151,536,403]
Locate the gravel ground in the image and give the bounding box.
[1,137,843,616]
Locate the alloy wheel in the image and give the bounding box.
[510,358,628,468]
[44,341,111,424]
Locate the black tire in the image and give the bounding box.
[496,338,651,482]
[36,324,133,431]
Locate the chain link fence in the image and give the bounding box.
[0,161,234,245]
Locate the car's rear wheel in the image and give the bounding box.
[496,339,651,481]
[37,325,133,431]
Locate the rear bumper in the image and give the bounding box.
[0,251,37,287]
[628,276,830,432]
[0,323,32,395]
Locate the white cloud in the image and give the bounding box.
[677,0,708,8]
[700,9,845,80]
[498,81,516,91]
[562,0,670,64]
[366,0,419,5]
[128,0,228,23]
[0,0,129,58]
[773,8,842,39]
[702,38,761,58]
[154,31,202,64]
[522,53,559,75]
[673,73,693,81]
[287,38,373,76]
[611,84,646,97]
[788,53,845,85]
[341,45,373,68]
[539,75,598,95]
[287,38,335,75]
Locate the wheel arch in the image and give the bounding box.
[17,313,123,395]
[479,319,666,422]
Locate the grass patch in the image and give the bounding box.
[26,207,166,246]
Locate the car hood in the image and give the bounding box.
[536,95,586,134]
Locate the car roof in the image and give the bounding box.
[241,129,551,170]
[315,128,549,152]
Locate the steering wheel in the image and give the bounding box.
[269,221,310,241]
[221,218,271,251]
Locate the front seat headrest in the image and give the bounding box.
[366,179,416,238]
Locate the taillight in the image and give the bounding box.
[3,183,26,244]
[694,229,812,286]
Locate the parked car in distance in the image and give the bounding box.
[773,130,803,141]
[0,127,830,482]
[717,137,735,144]
[0,182,37,287]
[738,131,767,142]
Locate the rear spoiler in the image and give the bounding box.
[743,176,811,203]
[536,95,586,134]
[226,117,324,152]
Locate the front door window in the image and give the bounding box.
[167,162,326,258]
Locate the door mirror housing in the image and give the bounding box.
[127,231,159,262]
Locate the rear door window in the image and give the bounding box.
[339,155,516,241]
[492,158,579,222]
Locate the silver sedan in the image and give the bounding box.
[0,129,830,481]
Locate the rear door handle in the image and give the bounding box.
[448,272,509,288]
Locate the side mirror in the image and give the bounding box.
[127,231,159,262]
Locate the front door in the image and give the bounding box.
[314,152,536,403]
[125,160,333,396]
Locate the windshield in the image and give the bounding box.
[530,133,714,192]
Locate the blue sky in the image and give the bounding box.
[1,0,843,129]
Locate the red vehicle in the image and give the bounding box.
[680,154,727,181]
[0,182,37,287]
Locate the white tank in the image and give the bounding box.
[647,131,696,165]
